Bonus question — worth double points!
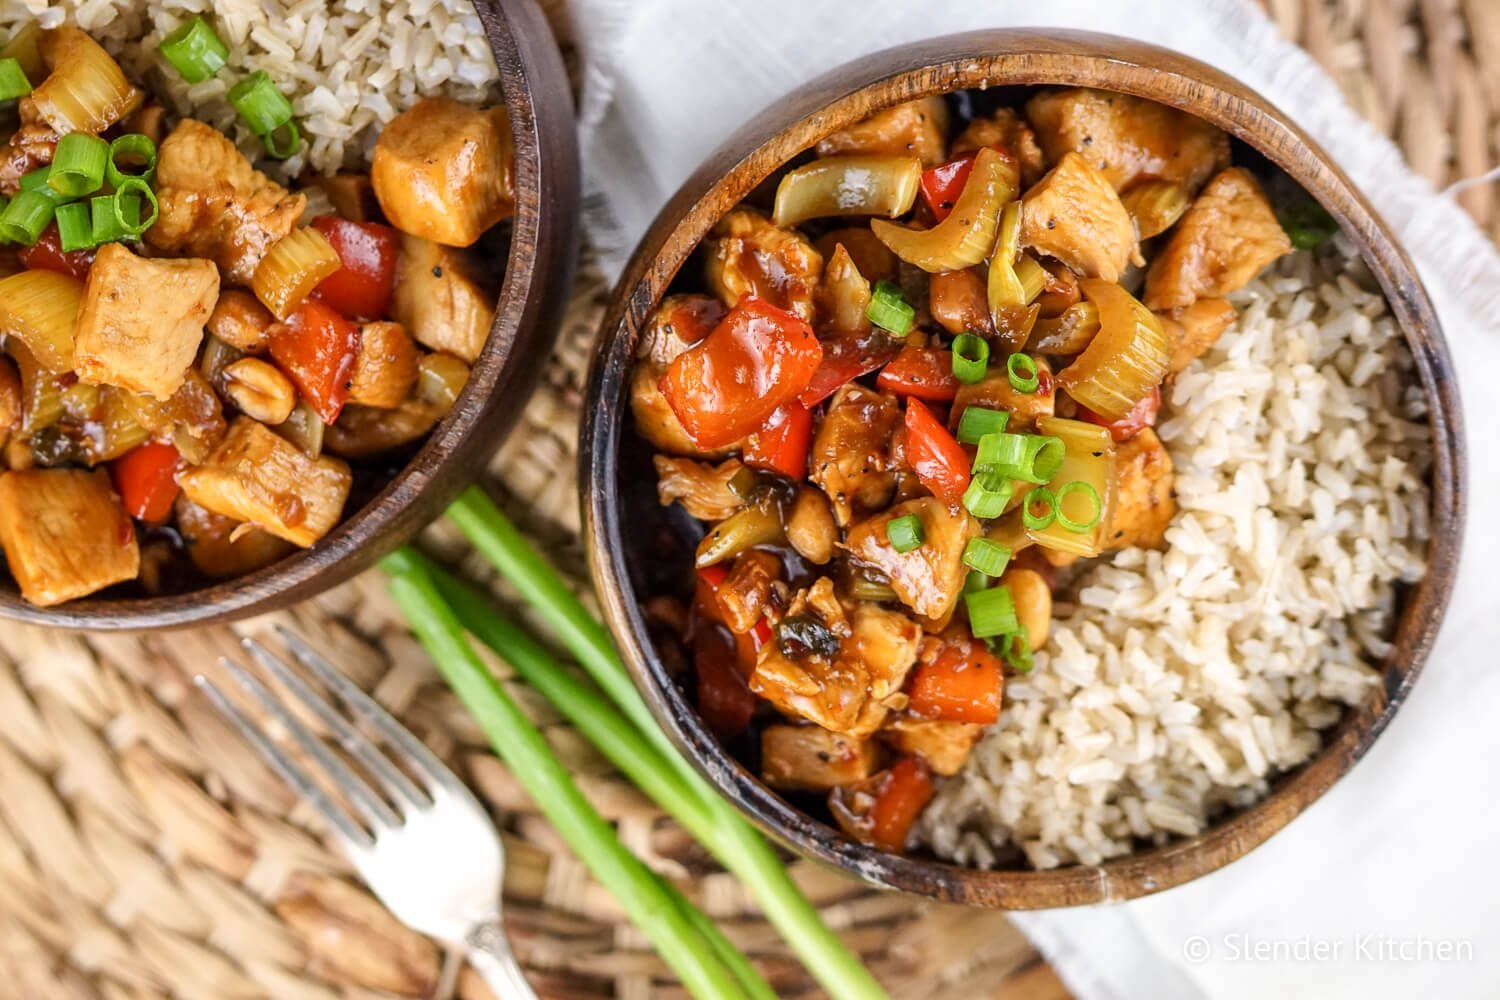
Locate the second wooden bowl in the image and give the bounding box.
[581,30,1465,907]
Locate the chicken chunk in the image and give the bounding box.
[207,289,276,352]
[761,725,878,791]
[810,385,901,526]
[0,469,138,606]
[704,209,823,325]
[716,550,782,635]
[178,418,352,548]
[1025,87,1231,193]
[952,107,1047,186]
[631,295,737,458]
[816,97,950,168]
[120,369,226,465]
[371,97,514,247]
[844,498,979,624]
[653,455,746,522]
[878,717,984,776]
[347,321,420,409]
[0,122,56,194]
[73,244,219,400]
[173,495,293,579]
[1105,427,1175,551]
[1159,298,1238,375]
[1144,168,1293,312]
[147,120,306,286]
[389,235,496,363]
[1021,152,1137,283]
[950,357,1055,432]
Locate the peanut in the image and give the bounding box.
[223,358,296,425]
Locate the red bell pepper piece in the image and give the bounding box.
[693,625,758,740]
[269,299,362,424]
[907,637,1004,724]
[111,441,182,524]
[743,402,813,480]
[919,152,978,222]
[1079,384,1161,443]
[310,215,400,321]
[867,758,935,852]
[19,224,96,281]
[903,398,971,507]
[876,344,960,403]
[660,298,822,449]
[798,329,902,406]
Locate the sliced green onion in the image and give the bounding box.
[1000,627,1034,673]
[951,332,989,384]
[886,513,924,553]
[956,406,1008,445]
[229,70,295,135]
[113,177,159,238]
[962,466,1013,519]
[54,202,94,252]
[91,193,135,244]
[966,584,1018,639]
[48,133,109,198]
[159,16,229,84]
[1007,352,1040,393]
[1055,480,1103,533]
[106,134,158,190]
[19,167,73,207]
[262,119,302,160]
[962,569,990,593]
[975,431,1026,471]
[1010,434,1066,485]
[866,279,914,336]
[962,537,1012,577]
[0,190,55,245]
[0,56,31,101]
[1022,487,1057,530]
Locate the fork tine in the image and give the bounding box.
[275,626,467,798]
[242,637,429,812]
[194,674,373,849]
[217,656,404,831]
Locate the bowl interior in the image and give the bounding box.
[583,29,1464,908]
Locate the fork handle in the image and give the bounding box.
[465,917,538,999]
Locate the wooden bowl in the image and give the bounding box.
[0,0,579,631]
[581,30,1465,908]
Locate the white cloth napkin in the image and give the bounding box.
[563,1,1500,996]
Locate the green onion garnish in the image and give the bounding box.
[886,513,924,553]
[963,569,990,593]
[54,202,94,252]
[159,16,229,84]
[19,167,73,207]
[1006,352,1040,393]
[112,177,159,238]
[48,133,109,198]
[262,119,302,160]
[1000,627,1034,672]
[951,332,989,384]
[956,406,1008,445]
[90,193,136,244]
[866,280,914,336]
[966,584,1018,638]
[229,69,296,139]
[0,57,31,101]
[962,537,1011,577]
[1011,434,1066,485]
[1055,480,1103,533]
[1021,487,1057,530]
[0,190,55,245]
[1278,196,1338,251]
[962,466,1013,519]
[106,134,158,190]
[975,431,1025,471]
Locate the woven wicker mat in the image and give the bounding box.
[0,2,1493,998]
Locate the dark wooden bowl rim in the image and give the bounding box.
[581,29,1466,908]
[0,0,580,631]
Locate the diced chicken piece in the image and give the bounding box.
[0,469,138,606]
[347,321,420,409]
[843,498,979,624]
[716,550,782,634]
[878,717,984,776]
[761,725,878,791]
[207,289,276,352]
[928,267,992,337]
[952,107,1047,186]
[389,235,495,363]
[1024,87,1231,193]
[704,209,823,325]
[951,358,1055,432]
[371,97,514,247]
[1159,298,1238,375]
[653,455,745,522]
[810,385,901,527]
[630,296,737,459]
[1143,168,1293,312]
[173,495,294,579]
[178,418,352,548]
[0,122,56,194]
[323,401,440,460]
[1104,427,1175,551]
[73,244,219,400]
[147,119,307,286]
[121,369,226,465]
[815,97,950,168]
[1021,152,1138,283]
[122,103,167,144]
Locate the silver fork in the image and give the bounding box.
[195,625,537,999]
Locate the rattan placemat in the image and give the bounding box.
[0,2,1491,997]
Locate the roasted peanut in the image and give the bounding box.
[1000,566,1052,649]
[786,486,837,564]
[207,289,276,352]
[222,357,296,425]
[348,321,420,409]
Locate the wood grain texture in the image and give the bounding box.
[0,0,581,632]
[581,29,1466,909]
